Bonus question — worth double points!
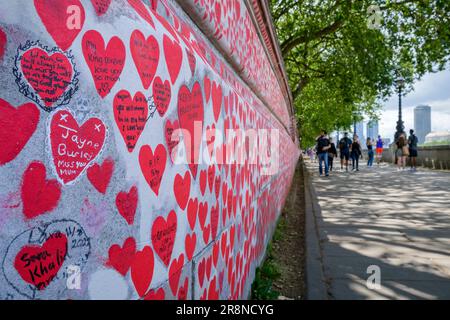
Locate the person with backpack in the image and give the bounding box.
[350,136,362,171]
[376,135,383,165]
[316,130,331,176]
[339,132,352,172]
[328,137,338,172]
[408,129,419,171]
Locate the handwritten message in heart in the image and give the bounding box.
[152,77,171,117]
[82,30,125,98]
[19,47,75,111]
[151,210,177,267]
[113,90,148,152]
[50,109,106,184]
[14,232,68,291]
[177,82,204,178]
[130,30,159,90]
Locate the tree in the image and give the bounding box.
[270,0,450,147]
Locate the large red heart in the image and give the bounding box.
[211,82,222,122]
[153,77,171,117]
[86,157,114,194]
[151,210,177,267]
[0,99,39,165]
[177,82,204,178]
[14,232,68,290]
[131,246,154,297]
[163,35,182,84]
[21,161,61,220]
[113,90,148,152]
[185,232,196,261]
[130,30,159,90]
[21,48,73,109]
[91,0,112,16]
[173,171,191,210]
[50,109,106,184]
[34,0,85,51]
[106,237,136,276]
[139,144,167,196]
[169,254,184,296]
[198,258,205,288]
[115,186,138,225]
[82,30,125,98]
[164,119,180,163]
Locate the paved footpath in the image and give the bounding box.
[304,159,450,299]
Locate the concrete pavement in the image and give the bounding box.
[304,159,450,299]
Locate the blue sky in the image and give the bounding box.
[378,69,450,140]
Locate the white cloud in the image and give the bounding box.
[379,69,450,140]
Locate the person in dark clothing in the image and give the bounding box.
[350,137,362,171]
[408,129,419,171]
[339,132,352,171]
[328,137,338,172]
[315,130,331,176]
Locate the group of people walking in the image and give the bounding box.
[307,129,419,176]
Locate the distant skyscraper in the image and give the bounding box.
[354,121,365,141]
[366,120,379,141]
[414,105,431,144]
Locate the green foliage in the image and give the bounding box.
[251,217,286,300]
[270,0,450,147]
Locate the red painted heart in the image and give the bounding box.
[168,253,184,296]
[153,77,171,117]
[21,48,73,109]
[50,109,106,184]
[163,35,182,84]
[87,157,114,194]
[0,99,39,165]
[151,210,177,267]
[199,170,207,196]
[187,198,198,230]
[106,237,136,276]
[139,144,167,196]
[185,232,196,261]
[211,81,222,122]
[131,246,154,297]
[173,171,191,210]
[34,0,85,51]
[130,30,159,90]
[21,161,61,220]
[177,82,204,178]
[82,30,125,98]
[113,90,148,152]
[14,232,68,290]
[115,186,138,225]
[164,119,180,163]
